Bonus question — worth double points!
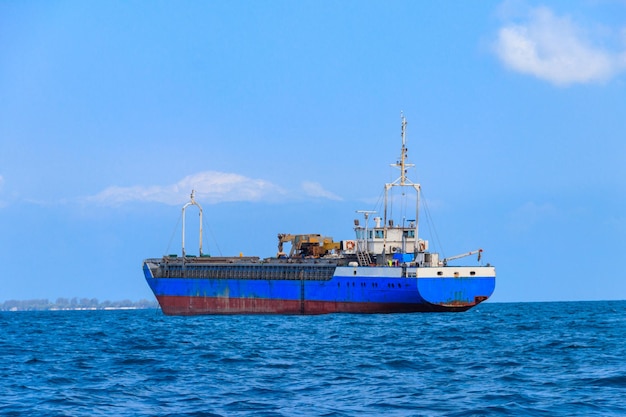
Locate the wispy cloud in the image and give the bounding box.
[0,175,5,208]
[494,5,626,86]
[301,181,342,201]
[508,201,558,232]
[85,171,287,206]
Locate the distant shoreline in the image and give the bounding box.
[0,298,159,312]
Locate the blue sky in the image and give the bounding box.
[1,1,625,303]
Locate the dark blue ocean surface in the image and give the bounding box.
[1,301,625,416]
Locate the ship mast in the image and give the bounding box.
[383,113,420,256]
[181,190,204,257]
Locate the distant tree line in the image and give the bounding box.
[0,297,158,311]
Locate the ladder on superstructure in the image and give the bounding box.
[356,250,373,266]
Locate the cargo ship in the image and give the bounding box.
[143,115,495,315]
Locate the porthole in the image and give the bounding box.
[470,271,476,276]
[437,271,443,276]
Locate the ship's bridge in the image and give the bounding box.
[354,216,428,256]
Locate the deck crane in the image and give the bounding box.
[277,233,340,258]
[442,249,482,266]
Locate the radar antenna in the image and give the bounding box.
[383,113,421,255]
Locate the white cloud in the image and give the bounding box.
[301,181,342,201]
[508,201,558,232]
[494,6,626,86]
[86,171,287,206]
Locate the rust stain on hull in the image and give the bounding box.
[158,295,476,315]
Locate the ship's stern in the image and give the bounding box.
[416,266,496,311]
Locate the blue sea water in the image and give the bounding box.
[1,301,625,416]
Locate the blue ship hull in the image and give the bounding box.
[143,263,496,315]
